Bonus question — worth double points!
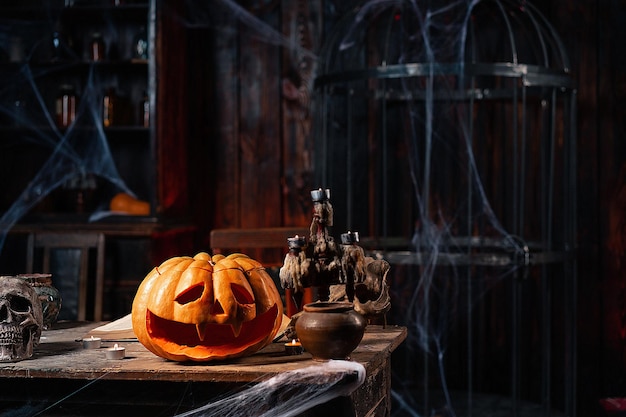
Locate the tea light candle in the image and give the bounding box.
[105,343,125,359]
[340,231,359,244]
[287,235,306,250]
[82,336,101,349]
[284,339,303,355]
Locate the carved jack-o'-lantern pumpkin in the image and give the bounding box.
[131,252,283,361]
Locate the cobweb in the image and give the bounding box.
[173,360,365,417]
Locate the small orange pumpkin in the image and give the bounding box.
[109,192,150,215]
[131,252,283,361]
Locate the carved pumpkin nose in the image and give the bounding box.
[218,282,256,337]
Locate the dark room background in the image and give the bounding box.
[0,1,624,416]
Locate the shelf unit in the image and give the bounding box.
[0,0,157,220]
[0,0,196,321]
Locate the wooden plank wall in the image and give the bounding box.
[182,0,626,415]
[187,0,318,250]
[544,1,626,413]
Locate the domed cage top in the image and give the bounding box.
[312,0,576,415]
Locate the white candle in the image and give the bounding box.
[105,343,125,359]
[82,336,102,349]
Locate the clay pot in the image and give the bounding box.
[15,274,62,329]
[295,301,366,361]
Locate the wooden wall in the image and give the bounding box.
[180,1,626,415]
[185,0,318,247]
[545,1,626,413]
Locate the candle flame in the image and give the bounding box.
[291,339,297,345]
[114,343,119,349]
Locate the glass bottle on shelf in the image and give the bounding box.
[10,86,27,127]
[13,98,25,127]
[140,92,149,127]
[90,33,105,62]
[103,88,116,127]
[133,26,148,61]
[51,30,73,62]
[9,35,24,63]
[56,85,77,128]
[51,32,62,61]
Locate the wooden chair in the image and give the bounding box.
[210,227,309,267]
[26,232,105,322]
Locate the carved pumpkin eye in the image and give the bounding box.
[231,283,254,304]
[175,284,204,305]
[131,252,284,362]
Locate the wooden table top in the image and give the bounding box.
[0,322,407,383]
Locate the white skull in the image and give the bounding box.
[0,277,43,362]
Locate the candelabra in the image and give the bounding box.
[279,189,391,323]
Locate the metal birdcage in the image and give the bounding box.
[313,0,576,415]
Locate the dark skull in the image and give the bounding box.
[0,277,43,362]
